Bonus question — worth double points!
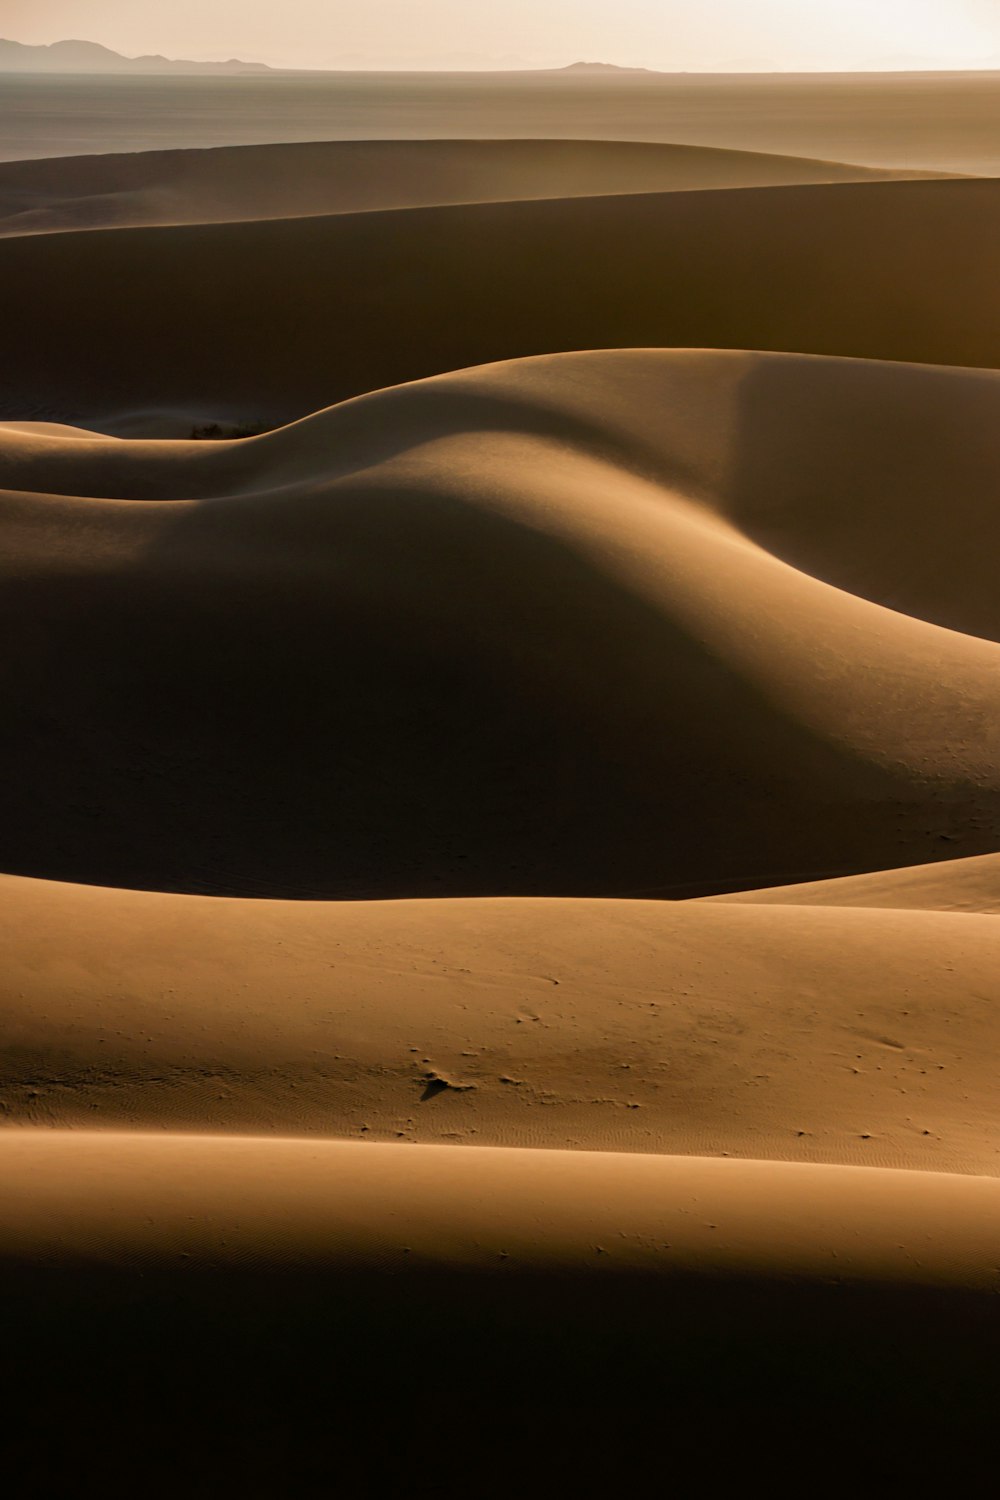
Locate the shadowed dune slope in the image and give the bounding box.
[3,873,1000,1174]
[0,136,942,239]
[706,851,1000,914]
[5,155,1000,1461]
[5,1132,997,1290]
[2,177,1000,431]
[3,348,1000,899]
[4,1134,999,1462]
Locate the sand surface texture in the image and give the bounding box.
[2,136,999,1461]
[3,873,1000,1176]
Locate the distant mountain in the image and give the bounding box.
[0,38,273,75]
[554,61,655,75]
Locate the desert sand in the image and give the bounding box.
[3,871,1000,1175]
[706,849,1000,913]
[0,137,943,238]
[5,174,1000,432]
[4,348,1000,896]
[2,133,999,1472]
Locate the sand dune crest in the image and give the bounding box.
[3,124,1000,1462]
[5,177,1000,431]
[707,851,1000,913]
[3,349,1000,898]
[0,136,945,239]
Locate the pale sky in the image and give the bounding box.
[4,0,1000,72]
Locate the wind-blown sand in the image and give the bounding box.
[3,135,999,1473]
[0,136,942,238]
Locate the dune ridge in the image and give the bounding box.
[0,136,947,239]
[4,176,1000,432]
[3,871,1000,1174]
[3,348,1000,899]
[706,851,1000,913]
[6,1131,998,1465]
[5,131,1000,1464]
[3,1130,998,1289]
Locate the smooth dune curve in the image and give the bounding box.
[4,1132,997,1467]
[0,136,944,239]
[7,117,1000,1482]
[4,177,1000,431]
[3,1130,997,1288]
[8,346,1000,640]
[706,851,1000,914]
[3,348,1000,898]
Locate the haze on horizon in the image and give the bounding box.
[4,0,1000,73]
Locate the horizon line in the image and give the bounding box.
[5,41,1000,77]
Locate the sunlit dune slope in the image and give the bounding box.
[6,1131,995,1289]
[4,135,1000,1463]
[705,851,1000,913]
[4,1134,997,1454]
[0,136,942,238]
[3,348,1000,899]
[3,872,1000,1173]
[2,177,1000,430]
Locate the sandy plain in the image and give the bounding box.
[2,129,999,1476]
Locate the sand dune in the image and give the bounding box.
[7,1130,996,1291]
[4,177,1000,431]
[707,851,1000,913]
[5,130,1000,1469]
[3,871,1000,1173]
[4,349,1000,898]
[5,70,1000,174]
[0,136,941,239]
[5,1132,997,1474]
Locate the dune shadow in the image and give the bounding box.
[725,354,1000,647]
[2,457,996,898]
[2,179,1000,428]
